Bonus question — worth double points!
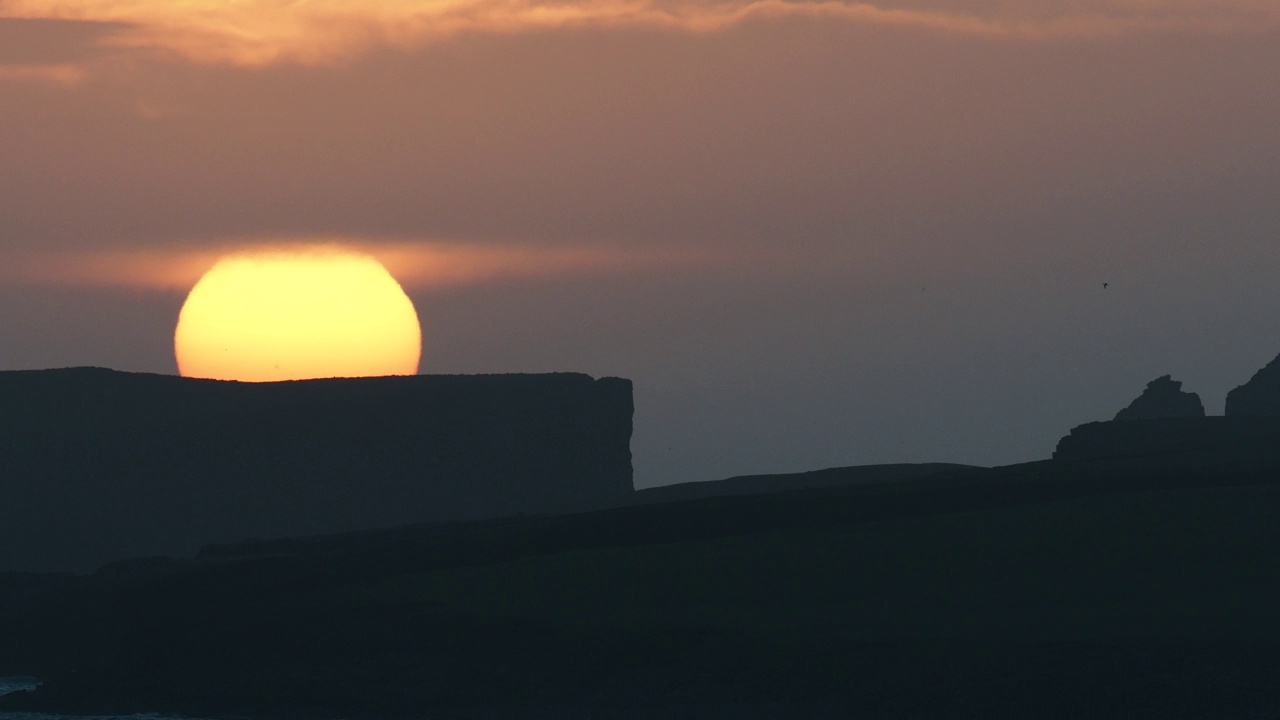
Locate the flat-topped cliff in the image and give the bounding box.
[0,368,633,572]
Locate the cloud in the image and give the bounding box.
[2,240,711,291]
[373,242,710,289]
[0,16,121,83]
[0,17,126,63]
[0,62,84,84]
[2,0,1276,66]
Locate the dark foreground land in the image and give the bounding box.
[4,458,1280,718]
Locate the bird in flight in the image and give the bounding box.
[1103,282,1109,289]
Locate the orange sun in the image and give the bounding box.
[174,248,421,382]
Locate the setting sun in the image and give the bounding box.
[174,249,421,382]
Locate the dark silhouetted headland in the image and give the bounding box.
[0,368,633,572]
[1054,361,1280,464]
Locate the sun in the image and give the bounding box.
[174,248,421,382]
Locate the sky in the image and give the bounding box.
[2,0,1279,488]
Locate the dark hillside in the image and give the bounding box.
[4,457,1280,718]
[631,462,972,504]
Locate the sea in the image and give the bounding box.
[0,678,210,720]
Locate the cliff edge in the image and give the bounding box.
[1226,353,1280,418]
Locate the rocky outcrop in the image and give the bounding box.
[1226,354,1280,418]
[1053,417,1280,463]
[0,368,634,573]
[1113,375,1204,421]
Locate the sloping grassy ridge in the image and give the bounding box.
[4,462,1280,718]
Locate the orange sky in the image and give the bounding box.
[4,1,1279,66]
[1,0,1278,485]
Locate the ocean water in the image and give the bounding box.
[0,678,207,720]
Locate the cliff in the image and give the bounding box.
[1226,353,1280,417]
[0,368,633,573]
[1055,364,1280,463]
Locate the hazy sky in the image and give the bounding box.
[2,1,1278,487]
